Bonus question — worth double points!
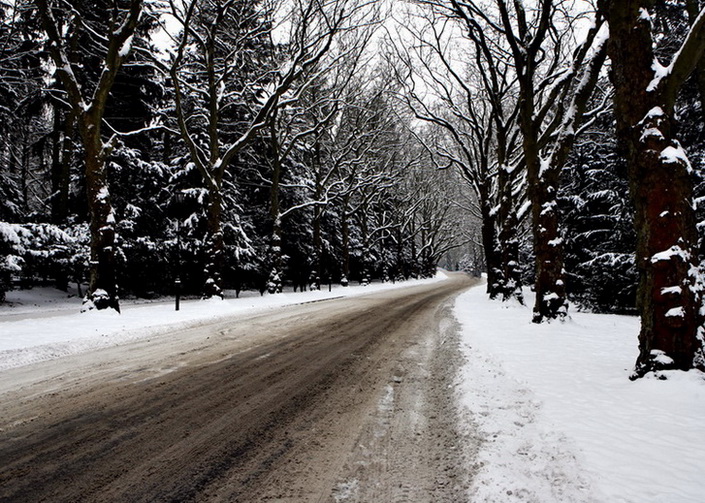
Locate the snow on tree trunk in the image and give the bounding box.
[83,134,120,312]
[268,127,284,294]
[38,0,144,311]
[35,0,143,312]
[529,166,567,322]
[497,161,523,304]
[341,201,351,285]
[521,89,568,322]
[360,209,371,285]
[267,218,284,295]
[631,108,701,375]
[203,188,224,299]
[311,154,324,291]
[50,108,72,225]
[479,193,501,299]
[603,0,705,376]
[685,1,705,122]
[311,205,322,291]
[491,0,570,322]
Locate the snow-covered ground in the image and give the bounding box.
[454,284,705,503]
[3,275,704,502]
[0,274,444,371]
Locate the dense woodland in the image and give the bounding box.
[2,0,705,377]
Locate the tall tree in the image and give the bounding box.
[391,5,525,301]
[447,0,607,322]
[167,0,358,298]
[35,0,144,311]
[263,18,379,291]
[599,0,705,377]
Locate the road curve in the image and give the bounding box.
[0,274,475,502]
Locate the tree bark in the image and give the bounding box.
[312,203,323,290]
[603,0,705,376]
[340,195,351,285]
[203,186,224,299]
[82,125,120,311]
[267,121,284,294]
[311,143,323,290]
[528,164,566,322]
[491,0,568,322]
[515,69,567,322]
[686,1,705,116]
[51,107,72,225]
[478,185,501,299]
[496,150,523,303]
[360,205,371,284]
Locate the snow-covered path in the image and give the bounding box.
[454,284,705,503]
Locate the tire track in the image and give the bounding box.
[0,275,475,502]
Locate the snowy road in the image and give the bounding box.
[0,274,475,502]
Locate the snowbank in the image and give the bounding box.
[0,273,446,371]
[455,284,705,503]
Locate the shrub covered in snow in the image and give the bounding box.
[0,222,86,302]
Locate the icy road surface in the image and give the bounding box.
[0,274,476,502]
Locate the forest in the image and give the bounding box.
[2,0,705,377]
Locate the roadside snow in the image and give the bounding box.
[0,273,445,371]
[6,275,703,502]
[455,284,705,503]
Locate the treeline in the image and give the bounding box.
[5,0,705,378]
[395,0,705,377]
[0,0,466,306]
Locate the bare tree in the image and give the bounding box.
[445,0,608,322]
[260,14,379,292]
[35,0,144,311]
[262,86,340,293]
[166,0,368,298]
[600,0,705,377]
[407,149,469,277]
[313,66,404,284]
[336,112,398,284]
[467,22,525,304]
[390,4,525,301]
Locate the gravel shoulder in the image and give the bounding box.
[0,274,476,502]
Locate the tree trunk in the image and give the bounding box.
[529,167,567,322]
[20,128,30,214]
[521,88,568,322]
[396,227,405,280]
[360,207,370,285]
[312,204,322,290]
[631,108,701,375]
[311,145,323,290]
[604,0,705,376]
[267,217,283,294]
[686,0,705,119]
[410,219,418,279]
[341,200,350,286]
[498,209,523,303]
[35,0,142,312]
[82,122,120,312]
[479,193,501,299]
[51,108,72,225]
[267,124,284,294]
[497,159,523,303]
[203,186,224,299]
